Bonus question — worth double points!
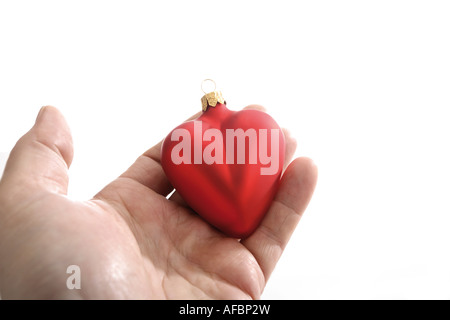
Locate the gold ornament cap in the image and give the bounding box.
[201,91,225,111]
[200,79,225,111]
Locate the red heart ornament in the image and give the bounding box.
[161,97,285,238]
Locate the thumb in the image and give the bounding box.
[0,106,74,196]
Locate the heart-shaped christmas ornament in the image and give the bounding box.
[161,82,285,238]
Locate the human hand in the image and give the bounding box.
[0,106,317,299]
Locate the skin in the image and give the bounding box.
[0,105,317,299]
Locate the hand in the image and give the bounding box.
[0,106,317,299]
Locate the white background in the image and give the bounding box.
[1,1,449,299]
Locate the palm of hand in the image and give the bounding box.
[0,106,317,299]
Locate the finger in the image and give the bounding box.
[282,128,297,171]
[0,106,73,196]
[243,104,267,112]
[119,111,202,196]
[241,157,318,282]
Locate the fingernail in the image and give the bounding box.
[35,106,48,124]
